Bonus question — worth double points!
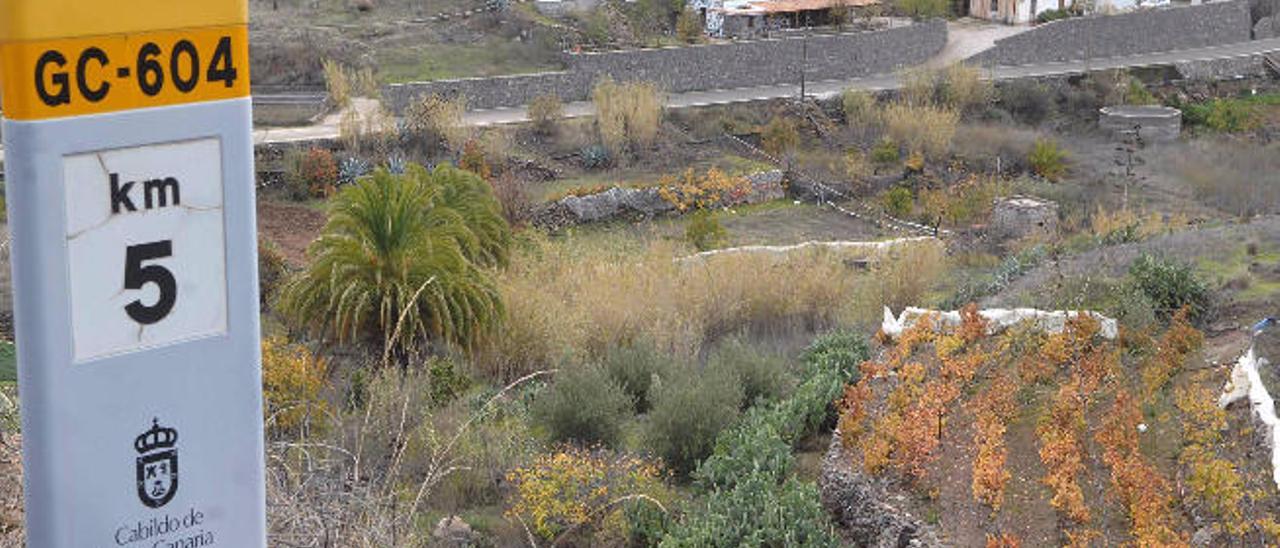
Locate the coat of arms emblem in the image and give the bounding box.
[135,418,179,508]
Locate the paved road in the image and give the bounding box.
[465,37,1280,127]
[1,36,1277,162]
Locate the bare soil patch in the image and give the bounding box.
[257,200,326,267]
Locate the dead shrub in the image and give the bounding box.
[475,235,879,382]
[491,171,533,228]
[592,78,664,158]
[882,103,959,160]
[841,89,878,127]
[939,64,992,113]
[404,93,470,154]
[528,93,564,135]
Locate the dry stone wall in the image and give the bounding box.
[384,20,946,112]
[970,1,1254,67]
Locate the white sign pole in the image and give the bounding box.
[1,3,266,546]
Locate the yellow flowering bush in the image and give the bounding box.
[261,336,329,435]
[658,168,752,212]
[506,447,668,542]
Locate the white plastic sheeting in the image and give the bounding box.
[1219,345,1280,490]
[677,236,940,264]
[881,307,1120,340]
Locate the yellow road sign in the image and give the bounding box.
[0,1,249,120]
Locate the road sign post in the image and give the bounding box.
[0,2,266,546]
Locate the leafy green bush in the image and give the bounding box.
[604,342,676,414]
[1029,138,1066,181]
[1127,254,1210,322]
[1036,8,1074,23]
[534,364,634,448]
[1199,99,1257,133]
[685,210,729,252]
[280,164,510,354]
[1125,78,1158,106]
[662,474,838,547]
[871,137,901,165]
[662,331,867,546]
[646,367,742,477]
[882,186,914,218]
[707,338,793,409]
[894,0,948,19]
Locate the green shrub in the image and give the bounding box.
[1201,99,1257,133]
[1127,253,1210,322]
[646,366,742,478]
[871,137,901,165]
[1125,78,1158,106]
[1036,8,1074,23]
[685,210,728,252]
[1029,138,1066,181]
[662,474,838,547]
[707,338,793,409]
[604,342,676,414]
[534,364,634,448]
[662,330,866,546]
[882,186,914,218]
[894,0,948,19]
[424,356,473,408]
[280,164,510,354]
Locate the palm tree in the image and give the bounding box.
[281,163,510,355]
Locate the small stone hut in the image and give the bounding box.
[991,196,1058,238]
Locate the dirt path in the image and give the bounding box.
[257,200,326,267]
[926,18,1032,68]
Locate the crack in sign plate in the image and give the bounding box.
[63,138,229,363]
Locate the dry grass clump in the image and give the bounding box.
[592,78,664,157]
[900,64,990,113]
[882,103,959,160]
[476,235,945,381]
[323,58,351,107]
[405,93,470,153]
[339,104,397,156]
[528,93,564,135]
[1165,140,1280,218]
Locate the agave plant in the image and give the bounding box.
[281,163,511,355]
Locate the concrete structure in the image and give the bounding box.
[971,1,1254,66]
[1099,105,1182,143]
[991,196,1059,238]
[690,0,879,39]
[384,20,946,111]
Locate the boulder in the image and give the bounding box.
[431,516,475,547]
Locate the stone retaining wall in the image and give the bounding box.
[384,20,946,112]
[971,1,1254,67]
